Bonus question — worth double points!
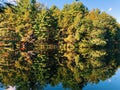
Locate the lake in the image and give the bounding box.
[45,68,120,90]
[0,45,120,90]
[0,68,120,90]
[46,68,120,90]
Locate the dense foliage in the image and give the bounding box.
[0,0,120,50]
[0,0,120,90]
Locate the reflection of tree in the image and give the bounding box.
[0,44,59,90]
[0,44,120,90]
[52,46,120,90]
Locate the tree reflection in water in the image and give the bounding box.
[0,41,120,90]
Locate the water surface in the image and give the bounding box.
[0,40,120,90]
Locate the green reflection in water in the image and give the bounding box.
[0,39,120,90]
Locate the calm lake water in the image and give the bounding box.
[0,68,120,90]
[0,42,120,90]
[47,68,120,90]
[45,68,120,90]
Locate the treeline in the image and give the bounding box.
[0,0,120,52]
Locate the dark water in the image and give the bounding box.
[44,68,120,90]
[0,41,120,90]
[83,68,120,90]
[0,69,120,90]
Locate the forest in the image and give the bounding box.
[0,0,120,90]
